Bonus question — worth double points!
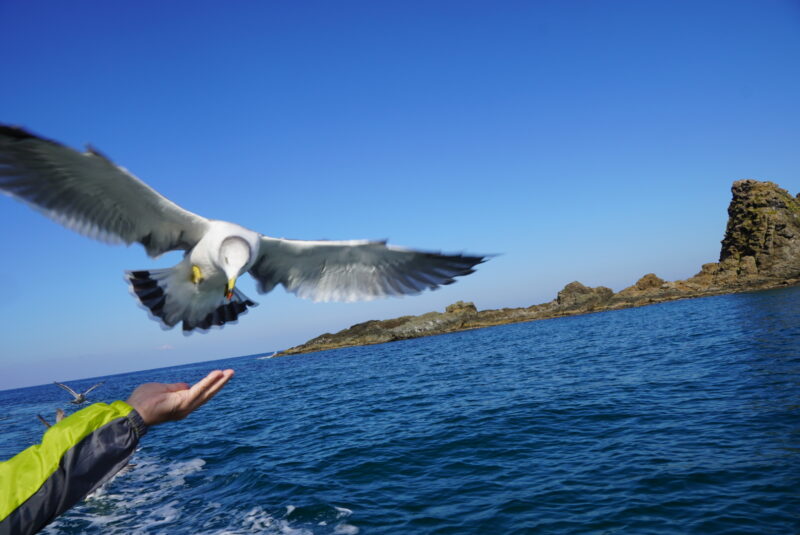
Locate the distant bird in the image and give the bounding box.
[54,381,104,404]
[0,125,487,332]
[37,409,65,428]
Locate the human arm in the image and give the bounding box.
[0,369,233,535]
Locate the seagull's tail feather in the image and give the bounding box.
[127,268,174,326]
[126,267,257,333]
[182,288,257,333]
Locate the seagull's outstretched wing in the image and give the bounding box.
[83,381,105,395]
[250,237,486,302]
[53,382,80,398]
[0,125,209,257]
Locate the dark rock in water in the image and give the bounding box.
[277,179,800,356]
[279,302,481,355]
[720,179,800,279]
[555,282,614,310]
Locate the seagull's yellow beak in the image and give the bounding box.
[226,277,236,300]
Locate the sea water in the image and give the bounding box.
[1,286,799,534]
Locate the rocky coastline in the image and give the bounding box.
[277,180,800,356]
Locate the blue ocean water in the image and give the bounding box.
[2,287,799,534]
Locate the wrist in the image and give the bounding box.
[126,408,150,437]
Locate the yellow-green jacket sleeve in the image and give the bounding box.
[0,401,148,535]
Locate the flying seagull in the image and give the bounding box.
[0,125,487,332]
[37,409,66,428]
[54,381,105,404]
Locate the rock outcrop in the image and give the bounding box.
[277,180,800,356]
[720,179,800,279]
[555,282,614,310]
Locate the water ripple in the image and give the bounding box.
[3,288,800,533]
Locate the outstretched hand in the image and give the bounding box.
[126,369,234,426]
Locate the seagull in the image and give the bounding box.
[54,381,105,404]
[37,409,66,428]
[0,125,487,332]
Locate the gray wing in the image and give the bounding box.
[249,236,486,302]
[54,382,79,398]
[0,125,209,257]
[83,381,105,395]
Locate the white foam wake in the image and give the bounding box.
[41,453,355,534]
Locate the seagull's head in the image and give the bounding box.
[218,237,252,300]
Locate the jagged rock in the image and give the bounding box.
[739,255,759,275]
[278,304,479,355]
[276,179,800,357]
[609,273,714,308]
[631,273,666,290]
[720,179,800,278]
[555,282,613,310]
[611,274,671,306]
[445,301,477,314]
[470,306,543,327]
[391,311,462,337]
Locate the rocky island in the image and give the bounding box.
[278,180,800,356]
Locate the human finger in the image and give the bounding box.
[188,370,224,397]
[194,369,234,404]
[184,370,233,410]
[198,369,234,402]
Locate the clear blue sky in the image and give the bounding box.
[1,1,798,390]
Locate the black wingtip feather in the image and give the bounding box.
[127,270,173,325]
[0,125,37,141]
[147,295,166,316]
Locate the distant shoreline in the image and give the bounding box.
[278,179,800,357]
[277,277,799,357]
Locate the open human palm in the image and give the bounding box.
[126,369,234,426]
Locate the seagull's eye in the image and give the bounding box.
[224,256,229,264]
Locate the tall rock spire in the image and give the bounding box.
[719,179,800,278]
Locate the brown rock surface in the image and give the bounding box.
[277,180,800,357]
[555,281,614,310]
[720,179,800,279]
